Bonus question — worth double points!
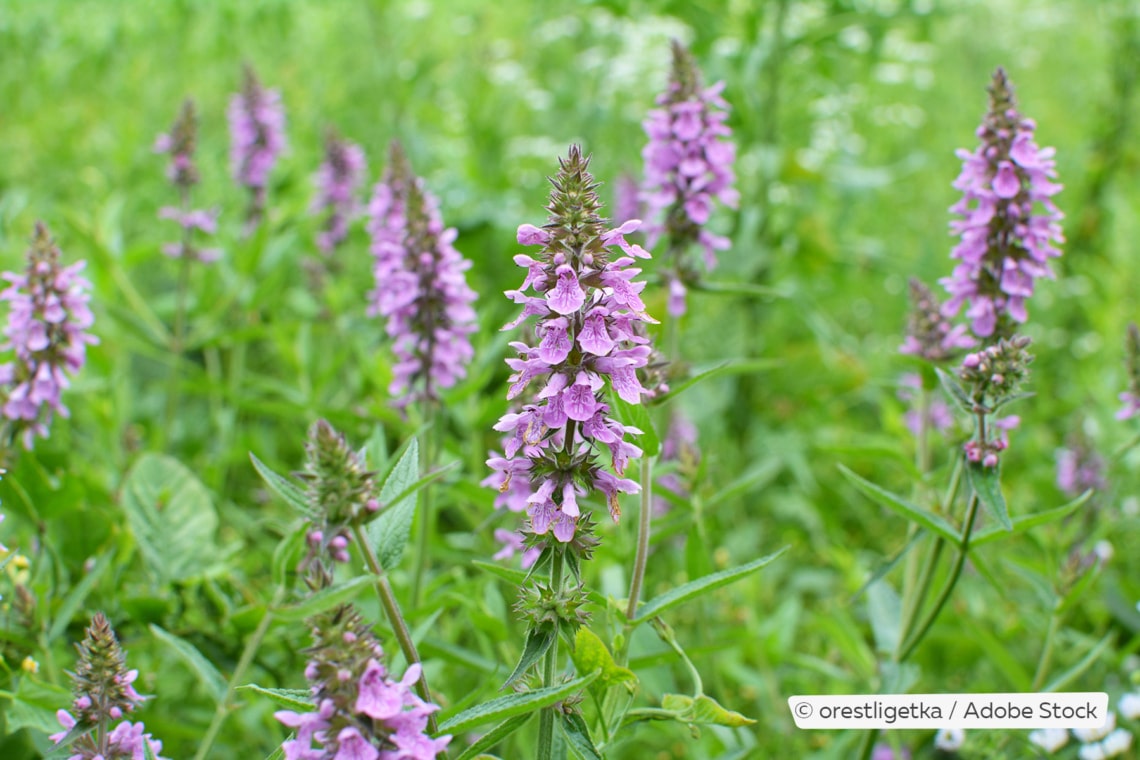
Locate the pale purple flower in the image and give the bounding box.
[487,146,653,542]
[641,41,737,317]
[367,142,477,408]
[0,223,98,449]
[899,278,974,361]
[941,68,1063,339]
[276,604,449,760]
[897,373,955,438]
[313,129,367,255]
[229,64,287,231]
[156,101,222,264]
[872,745,911,760]
[1056,435,1107,496]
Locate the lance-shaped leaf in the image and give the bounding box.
[936,367,974,415]
[149,625,227,704]
[438,671,600,734]
[502,625,557,689]
[966,460,1011,532]
[560,711,603,759]
[271,575,373,622]
[238,684,314,712]
[250,452,312,516]
[971,490,1092,547]
[454,714,532,760]
[632,547,787,624]
[838,464,958,543]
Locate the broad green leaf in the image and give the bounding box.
[6,677,72,735]
[502,625,556,689]
[238,684,314,712]
[966,461,1011,532]
[367,437,419,570]
[570,627,635,694]
[560,711,603,760]
[250,452,312,516]
[272,575,373,622]
[438,671,600,734]
[971,490,1092,547]
[48,554,111,642]
[838,465,958,543]
[454,714,531,760]
[121,454,219,582]
[149,625,227,704]
[936,367,973,415]
[472,560,528,586]
[633,547,787,623]
[608,391,660,457]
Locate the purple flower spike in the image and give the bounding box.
[229,64,287,233]
[156,100,222,264]
[276,604,449,760]
[312,128,367,255]
[641,41,737,317]
[367,142,477,408]
[941,68,1063,340]
[487,146,653,543]
[0,223,98,449]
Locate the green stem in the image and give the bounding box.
[192,593,281,760]
[537,549,565,760]
[351,524,437,735]
[412,402,438,608]
[163,244,192,445]
[896,493,981,661]
[1031,606,1062,691]
[625,456,654,622]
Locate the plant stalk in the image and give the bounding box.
[352,524,437,734]
[537,549,565,760]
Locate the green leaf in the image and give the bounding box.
[853,532,921,601]
[272,575,373,622]
[454,714,532,760]
[657,359,781,405]
[367,437,419,570]
[936,367,973,415]
[263,741,288,760]
[1043,633,1115,693]
[633,547,787,623]
[838,464,958,543]
[48,554,111,642]
[866,580,901,655]
[570,627,635,694]
[560,711,603,760]
[966,461,1011,532]
[971,490,1092,547]
[438,670,601,734]
[502,625,556,689]
[238,684,314,712]
[250,452,312,517]
[149,625,227,704]
[121,454,219,582]
[689,694,756,727]
[6,677,72,735]
[608,391,660,457]
[472,560,528,586]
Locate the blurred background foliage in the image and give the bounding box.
[1,0,1139,757]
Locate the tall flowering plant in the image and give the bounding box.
[229,64,287,233]
[367,142,477,409]
[312,128,367,256]
[641,40,737,317]
[488,145,652,544]
[0,222,97,451]
[50,613,167,760]
[941,67,1063,341]
[155,100,221,264]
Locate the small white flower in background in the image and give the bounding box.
[1074,711,1116,743]
[1093,540,1114,563]
[1028,727,1068,754]
[934,727,965,752]
[1100,729,1133,756]
[1078,742,1108,760]
[1119,692,1140,720]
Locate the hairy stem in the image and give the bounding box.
[537,549,565,760]
[351,524,437,734]
[625,456,654,621]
